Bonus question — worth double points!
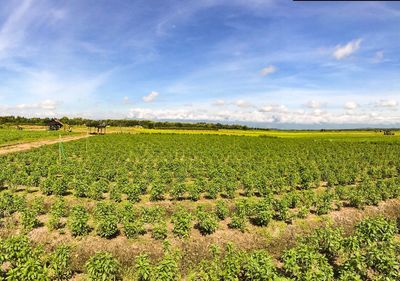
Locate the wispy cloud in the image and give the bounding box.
[0,0,34,57]
[305,100,323,109]
[259,65,277,76]
[333,38,362,60]
[123,96,130,104]
[375,99,398,110]
[213,99,225,106]
[143,91,159,102]
[233,99,252,108]
[344,101,358,110]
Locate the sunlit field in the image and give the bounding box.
[0,127,78,147]
[0,131,399,280]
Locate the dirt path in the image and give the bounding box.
[0,134,91,155]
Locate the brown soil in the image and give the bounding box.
[0,134,91,155]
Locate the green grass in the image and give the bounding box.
[0,128,78,147]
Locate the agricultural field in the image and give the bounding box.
[1,132,400,280]
[0,128,78,147]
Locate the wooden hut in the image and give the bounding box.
[86,122,107,135]
[47,118,63,131]
[383,130,395,136]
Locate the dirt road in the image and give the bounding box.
[0,134,91,155]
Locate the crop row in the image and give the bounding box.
[0,216,399,280]
[1,174,400,240]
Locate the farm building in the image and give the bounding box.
[86,122,107,134]
[383,130,395,136]
[46,118,63,131]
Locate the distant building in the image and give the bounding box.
[86,121,107,134]
[47,118,63,131]
[383,130,395,136]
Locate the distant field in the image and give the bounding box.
[11,124,399,141]
[131,127,400,142]
[0,128,78,146]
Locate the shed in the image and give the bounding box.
[47,118,63,131]
[86,121,107,135]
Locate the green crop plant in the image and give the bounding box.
[85,252,121,281]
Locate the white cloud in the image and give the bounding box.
[333,38,362,60]
[344,101,358,110]
[258,105,273,112]
[213,99,225,106]
[375,99,398,109]
[233,99,252,108]
[258,104,287,113]
[259,65,277,76]
[0,99,58,115]
[123,96,130,104]
[142,91,159,102]
[126,105,400,125]
[305,100,322,109]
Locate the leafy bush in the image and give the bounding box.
[150,182,166,201]
[0,235,49,280]
[315,191,335,215]
[94,203,119,238]
[252,198,273,226]
[68,205,90,236]
[205,181,219,199]
[31,196,45,215]
[49,245,72,280]
[153,250,180,281]
[354,217,397,246]
[282,244,334,281]
[196,207,218,235]
[348,189,366,209]
[40,176,54,195]
[141,206,165,223]
[52,177,68,196]
[47,197,67,230]
[70,179,86,198]
[215,200,229,220]
[220,243,244,280]
[188,183,201,201]
[170,182,187,200]
[109,185,122,202]
[273,199,290,222]
[304,226,343,262]
[228,212,247,232]
[6,257,49,281]
[85,252,121,281]
[172,207,192,238]
[123,220,146,239]
[125,184,141,202]
[0,191,26,216]
[88,181,103,200]
[152,221,168,240]
[242,250,277,280]
[21,208,40,231]
[135,254,152,281]
[96,217,119,238]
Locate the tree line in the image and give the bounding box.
[0,115,251,130]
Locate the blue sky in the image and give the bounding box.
[0,0,399,127]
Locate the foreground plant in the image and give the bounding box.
[85,252,121,281]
